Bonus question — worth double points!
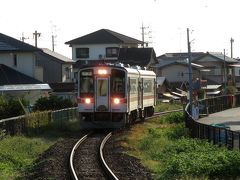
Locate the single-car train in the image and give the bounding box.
[77,63,156,129]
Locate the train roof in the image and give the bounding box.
[78,63,156,76]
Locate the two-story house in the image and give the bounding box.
[65,29,159,81]
[0,33,42,80]
[65,29,143,64]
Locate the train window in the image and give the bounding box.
[98,79,107,96]
[143,79,153,93]
[111,69,125,97]
[130,79,137,94]
[79,70,94,96]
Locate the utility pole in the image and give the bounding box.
[51,24,57,51]
[33,30,41,47]
[187,28,193,115]
[140,23,152,48]
[230,37,234,58]
[52,34,56,51]
[141,23,146,47]
[223,49,227,94]
[20,32,29,42]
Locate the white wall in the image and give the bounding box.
[161,64,200,83]
[71,44,120,61]
[0,52,36,77]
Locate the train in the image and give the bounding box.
[77,63,156,129]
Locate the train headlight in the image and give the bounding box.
[85,98,91,104]
[113,98,120,104]
[98,69,107,75]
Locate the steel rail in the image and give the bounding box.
[69,132,91,180]
[99,132,119,180]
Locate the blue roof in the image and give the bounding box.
[0,33,41,52]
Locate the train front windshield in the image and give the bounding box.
[79,69,94,97]
[111,69,125,98]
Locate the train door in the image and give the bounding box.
[95,77,109,112]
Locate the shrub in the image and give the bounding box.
[0,96,27,119]
[33,95,74,111]
[160,112,184,124]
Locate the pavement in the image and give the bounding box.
[198,107,240,132]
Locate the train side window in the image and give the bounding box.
[143,79,153,93]
[130,79,137,94]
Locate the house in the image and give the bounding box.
[0,33,43,81]
[118,47,157,70]
[157,52,238,88]
[0,64,51,104]
[65,29,143,63]
[66,29,158,81]
[156,58,204,87]
[35,48,74,83]
[192,52,238,85]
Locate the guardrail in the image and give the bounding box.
[0,107,78,136]
[185,94,240,150]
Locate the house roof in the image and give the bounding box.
[202,85,222,90]
[0,64,42,85]
[41,48,74,63]
[65,29,143,45]
[0,33,41,52]
[49,82,75,92]
[157,52,205,61]
[118,48,157,67]
[0,84,51,91]
[193,52,238,63]
[156,61,204,70]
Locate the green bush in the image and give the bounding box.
[0,96,28,119]
[160,112,184,124]
[33,95,74,111]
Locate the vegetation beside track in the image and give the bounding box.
[0,135,55,179]
[120,111,240,179]
[155,101,183,112]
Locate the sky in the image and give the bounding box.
[1,0,240,58]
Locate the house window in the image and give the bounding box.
[65,67,71,79]
[13,54,17,66]
[106,47,119,57]
[76,48,89,58]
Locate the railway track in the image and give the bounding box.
[70,131,118,180]
[69,110,182,180]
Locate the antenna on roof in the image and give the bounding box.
[20,32,29,42]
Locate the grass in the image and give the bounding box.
[155,101,183,112]
[119,112,240,179]
[0,132,63,179]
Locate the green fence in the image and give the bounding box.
[0,107,79,136]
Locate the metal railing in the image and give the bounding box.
[185,94,240,150]
[0,107,78,136]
